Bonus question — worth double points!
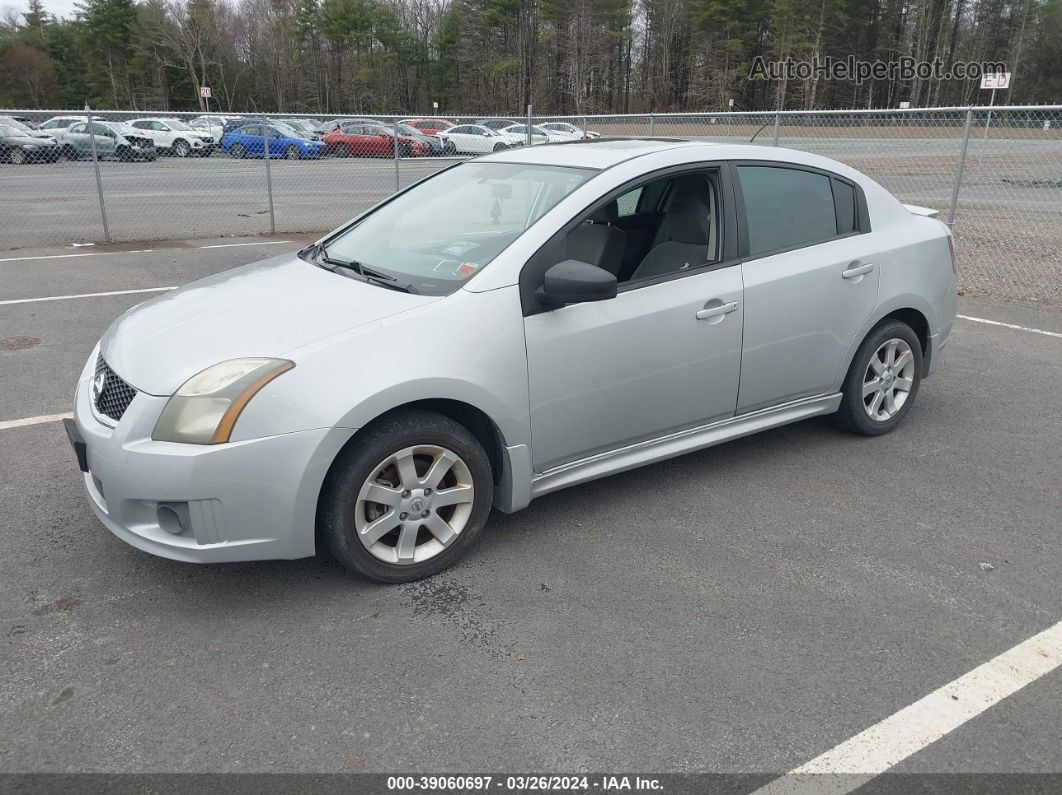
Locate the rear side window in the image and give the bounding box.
[615,187,642,216]
[738,166,837,255]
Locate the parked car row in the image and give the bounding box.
[1,113,600,164]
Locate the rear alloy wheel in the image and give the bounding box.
[230,143,246,159]
[318,409,493,583]
[493,142,506,152]
[834,319,923,436]
[8,147,27,165]
[172,138,191,157]
[285,145,301,160]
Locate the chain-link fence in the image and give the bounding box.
[2,106,1060,304]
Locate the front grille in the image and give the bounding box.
[93,357,137,422]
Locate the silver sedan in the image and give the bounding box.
[68,139,957,582]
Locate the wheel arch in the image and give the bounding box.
[313,394,526,529]
[834,299,935,390]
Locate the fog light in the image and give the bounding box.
[157,504,187,535]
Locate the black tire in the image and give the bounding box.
[444,140,456,155]
[318,409,494,583]
[116,146,133,162]
[172,138,191,157]
[285,145,300,160]
[61,145,79,161]
[230,143,246,159]
[834,319,923,436]
[493,142,506,151]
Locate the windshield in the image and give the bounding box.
[317,162,594,296]
[167,120,192,130]
[1,118,32,132]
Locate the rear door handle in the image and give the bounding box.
[842,263,874,279]
[695,301,739,320]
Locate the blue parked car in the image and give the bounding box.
[221,124,325,160]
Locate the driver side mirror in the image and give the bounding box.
[536,260,617,308]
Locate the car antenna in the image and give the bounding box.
[749,121,771,143]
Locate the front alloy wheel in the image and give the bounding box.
[172,139,191,157]
[285,145,300,160]
[355,445,474,565]
[8,147,27,164]
[318,409,493,582]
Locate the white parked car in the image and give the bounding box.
[437,124,514,154]
[498,123,556,144]
[541,121,599,139]
[36,115,102,141]
[190,114,244,143]
[67,139,956,583]
[127,118,215,157]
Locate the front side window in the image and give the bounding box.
[738,165,838,255]
[318,162,594,295]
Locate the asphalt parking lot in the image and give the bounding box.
[1,239,1060,782]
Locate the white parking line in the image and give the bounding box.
[755,618,1062,794]
[0,286,176,306]
[0,239,292,263]
[0,412,73,431]
[958,314,1062,339]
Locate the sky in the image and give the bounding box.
[4,0,82,23]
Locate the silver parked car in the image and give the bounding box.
[67,140,957,582]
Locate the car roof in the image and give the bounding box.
[477,137,873,178]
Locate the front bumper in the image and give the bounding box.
[71,354,353,563]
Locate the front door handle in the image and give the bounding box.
[842,262,874,279]
[696,301,739,321]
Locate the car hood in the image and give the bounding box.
[101,253,437,395]
[5,135,52,146]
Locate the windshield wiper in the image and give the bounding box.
[310,244,418,293]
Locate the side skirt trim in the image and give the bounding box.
[529,393,842,500]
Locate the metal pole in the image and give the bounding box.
[583,115,589,140]
[972,88,997,182]
[947,108,974,227]
[393,118,400,193]
[772,112,781,146]
[649,114,655,136]
[87,114,111,243]
[526,104,533,146]
[263,119,276,234]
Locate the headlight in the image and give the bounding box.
[152,358,294,444]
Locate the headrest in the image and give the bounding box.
[589,200,618,224]
[667,197,710,245]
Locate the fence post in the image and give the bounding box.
[87,116,111,243]
[526,104,533,146]
[772,112,781,146]
[649,114,655,136]
[263,119,276,234]
[947,108,974,228]
[583,115,589,139]
[393,118,401,193]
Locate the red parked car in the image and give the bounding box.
[399,118,454,137]
[323,124,428,157]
